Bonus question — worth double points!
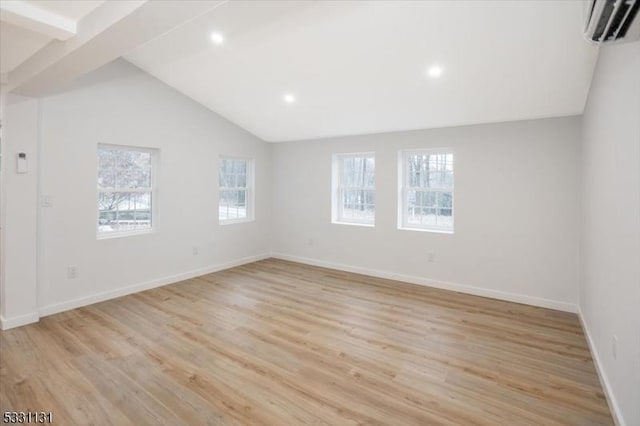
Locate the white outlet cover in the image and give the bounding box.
[67,265,78,279]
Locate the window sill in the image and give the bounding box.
[332,221,375,228]
[97,228,155,240]
[397,226,454,234]
[220,218,254,226]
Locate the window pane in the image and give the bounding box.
[219,160,229,185]
[135,192,152,223]
[440,191,453,209]
[98,147,151,190]
[341,189,374,221]
[402,151,453,231]
[220,159,229,175]
[219,159,248,189]
[405,189,451,229]
[227,174,237,188]
[408,155,420,174]
[98,191,152,233]
[219,189,248,221]
[341,155,374,190]
[436,209,453,228]
[364,157,375,187]
[236,159,246,174]
[219,160,230,186]
[364,190,375,205]
[406,154,454,189]
[97,146,154,236]
[97,148,116,189]
[407,191,436,226]
[116,192,134,213]
[355,157,362,183]
[343,157,354,186]
[116,150,151,189]
[334,154,375,224]
[236,172,246,188]
[219,158,251,222]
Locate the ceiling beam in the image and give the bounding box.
[0,0,76,40]
[7,0,227,97]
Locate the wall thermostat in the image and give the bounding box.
[17,152,27,174]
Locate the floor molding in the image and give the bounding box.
[270,252,578,313]
[578,308,625,426]
[0,311,40,330]
[38,253,271,319]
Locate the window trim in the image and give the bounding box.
[218,155,255,225]
[96,143,158,240]
[331,152,376,227]
[398,148,454,234]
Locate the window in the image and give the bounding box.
[399,149,453,232]
[332,153,375,225]
[219,157,254,224]
[97,145,156,237]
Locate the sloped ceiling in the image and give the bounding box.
[122,2,597,141]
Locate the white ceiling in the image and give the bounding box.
[0,20,50,73]
[4,1,229,96]
[126,0,599,142]
[3,1,599,141]
[0,0,105,75]
[25,0,105,21]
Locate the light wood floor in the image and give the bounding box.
[1,259,612,425]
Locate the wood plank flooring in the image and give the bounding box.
[0,259,612,425]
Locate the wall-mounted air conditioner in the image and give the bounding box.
[584,0,640,44]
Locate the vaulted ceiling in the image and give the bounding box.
[0,0,105,74]
[3,1,599,142]
[125,1,599,142]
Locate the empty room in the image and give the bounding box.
[0,0,638,425]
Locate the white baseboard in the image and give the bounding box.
[38,253,271,318]
[270,252,578,313]
[578,308,625,426]
[0,311,40,330]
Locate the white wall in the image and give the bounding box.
[580,41,640,426]
[33,59,271,315]
[0,94,40,327]
[271,117,581,310]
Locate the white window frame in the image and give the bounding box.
[331,152,376,227]
[218,156,255,225]
[398,148,454,233]
[96,144,158,239]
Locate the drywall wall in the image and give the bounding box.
[0,94,40,328]
[271,117,581,310]
[580,41,640,426]
[35,59,271,315]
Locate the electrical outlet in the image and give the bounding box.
[192,246,199,255]
[308,238,314,246]
[42,195,53,207]
[67,265,78,279]
[612,335,619,360]
[428,251,435,262]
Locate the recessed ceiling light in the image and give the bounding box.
[210,32,224,45]
[283,93,296,104]
[427,65,444,78]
